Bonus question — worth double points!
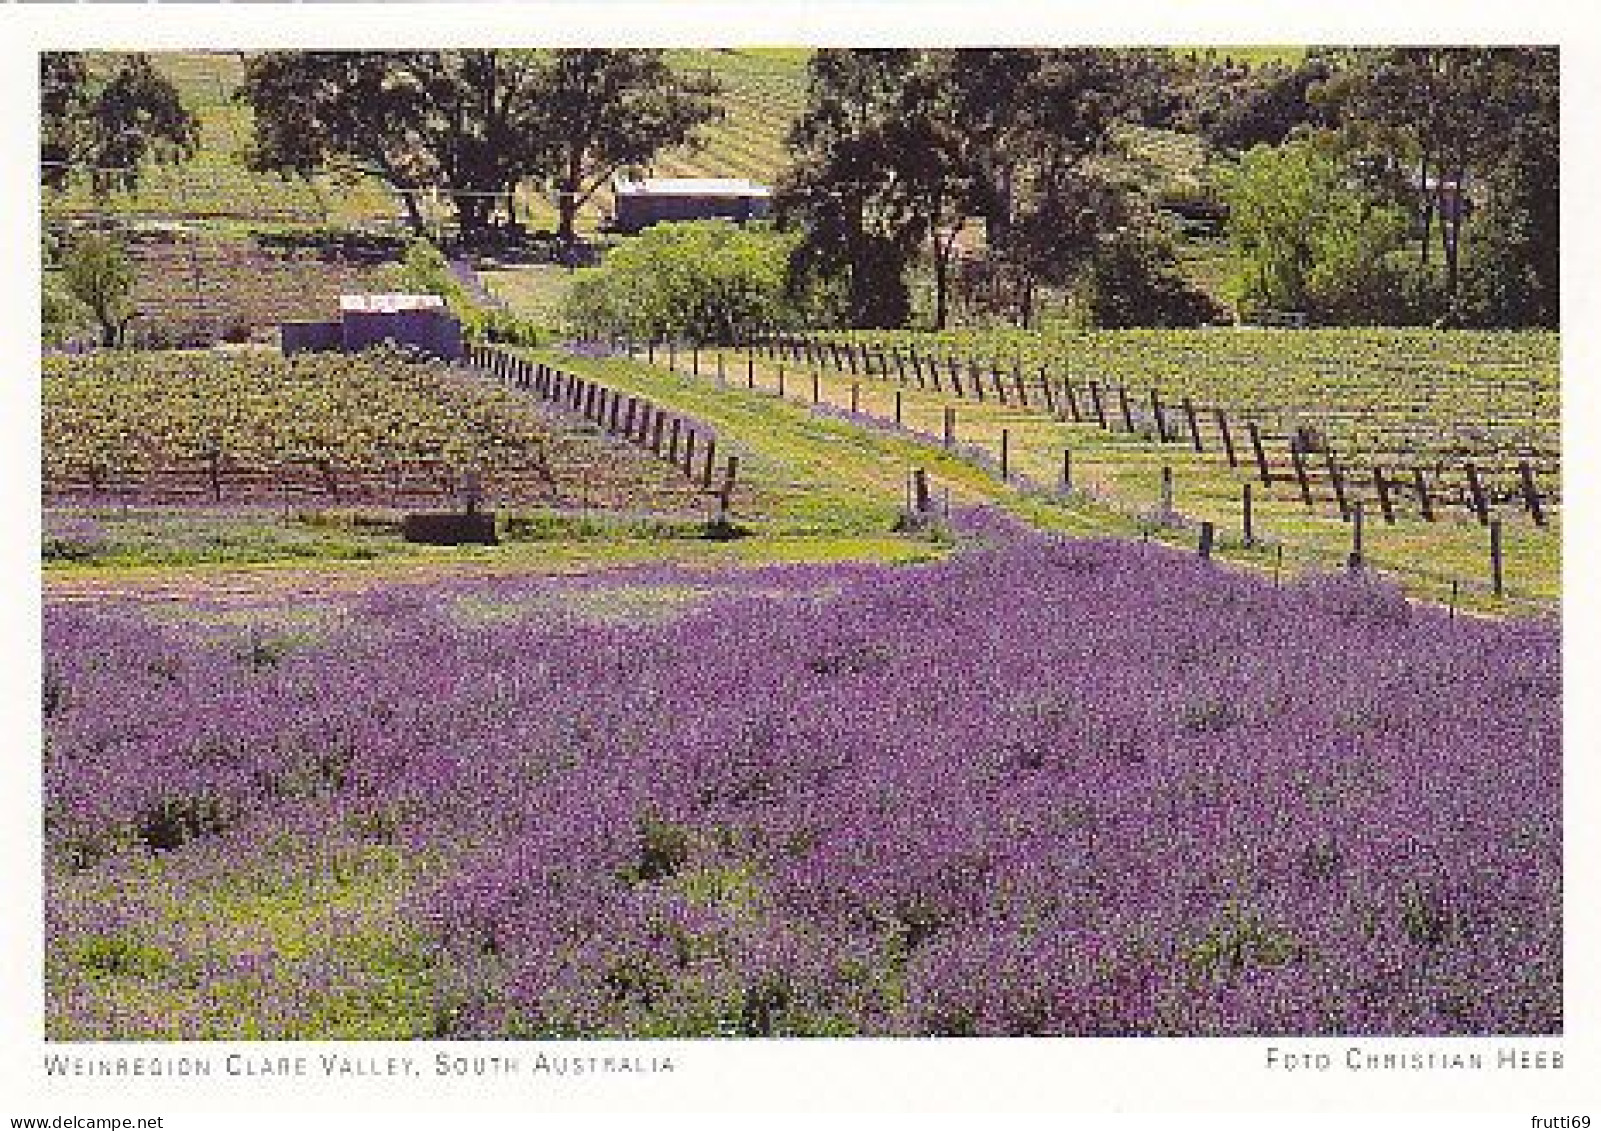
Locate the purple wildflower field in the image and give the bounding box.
[43,521,1560,1039]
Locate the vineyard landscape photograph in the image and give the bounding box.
[37,44,1562,1048]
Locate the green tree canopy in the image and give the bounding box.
[239,50,721,244]
[530,50,723,247]
[62,232,137,347]
[1176,52,1337,154]
[778,48,1145,331]
[239,51,546,239]
[41,52,198,195]
[1316,47,1556,322]
[775,50,927,329]
[1456,49,1558,327]
[564,221,802,344]
[1224,137,1408,323]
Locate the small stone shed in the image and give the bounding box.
[281,293,464,361]
[611,177,773,234]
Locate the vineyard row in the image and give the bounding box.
[44,351,734,519]
[750,333,1559,522]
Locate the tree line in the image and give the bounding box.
[41,48,1558,334]
[42,50,723,247]
[775,47,1557,331]
[235,50,722,245]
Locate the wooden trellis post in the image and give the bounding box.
[1491,517,1505,597]
[1413,466,1435,521]
[1248,422,1271,485]
[702,438,717,488]
[1373,466,1396,524]
[1519,459,1546,526]
[1466,462,1489,525]
[1325,450,1350,521]
[912,467,931,513]
[1216,408,1237,467]
[717,456,739,522]
[1290,443,1313,507]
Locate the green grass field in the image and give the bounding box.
[47,53,402,229]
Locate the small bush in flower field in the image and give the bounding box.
[42,523,1559,1038]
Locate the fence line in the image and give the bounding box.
[466,343,739,515]
[591,333,1549,609]
[751,332,1558,526]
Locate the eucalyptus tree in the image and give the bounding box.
[779,48,1149,329]
[241,49,722,245]
[528,50,724,247]
[775,49,929,328]
[239,50,545,239]
[1316,47,1553,315]
[41,52,198,194]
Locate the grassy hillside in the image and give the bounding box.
[43,49,813,341]
[45,50,811,237]
[46,52,402,229]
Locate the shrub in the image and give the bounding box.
[1082,225,1226,328]
[1223,139,1409,324]
[563,221,803,344]
[461,305,544,347]
[62,232,137,347]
